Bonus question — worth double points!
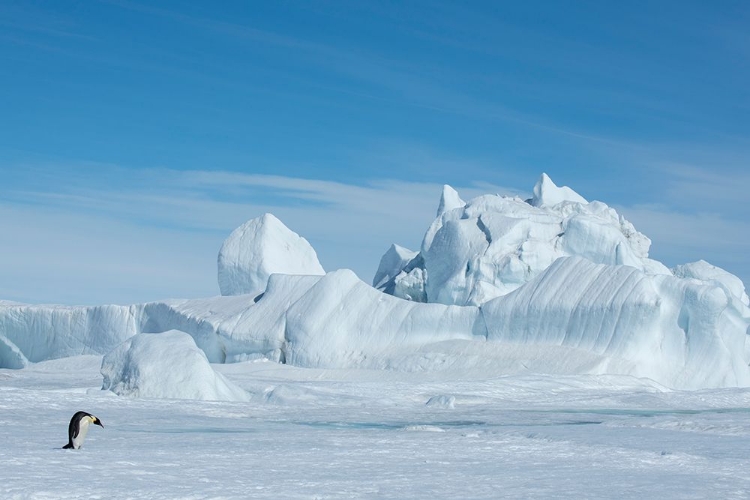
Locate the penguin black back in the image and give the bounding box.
[63,411,103,450]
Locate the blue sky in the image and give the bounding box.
[1,0,748,305]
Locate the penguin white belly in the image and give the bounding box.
[72,419,91,449]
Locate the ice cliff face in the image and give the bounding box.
[481,256,750,389]
[0,304,142,367]
[1,173,749,391]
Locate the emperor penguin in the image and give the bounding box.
[63,411,103,449]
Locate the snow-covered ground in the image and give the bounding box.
[3,356,750,499]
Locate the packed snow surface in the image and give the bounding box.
[4,356,750,499]
[1,173,749,392]
[217,213,325,296]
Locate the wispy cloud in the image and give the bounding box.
[619,202,750,279]
[3,158,748,305]
[656,163,750,215]
[0,2,92,40]
[613,162,750,279]
[96,0,635,149]
[0,200,219,305]
[0,162,517,305]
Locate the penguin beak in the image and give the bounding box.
[95,419,104,428]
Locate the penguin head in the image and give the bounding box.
[90,415,103,428]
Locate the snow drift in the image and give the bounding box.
[1,173,749,391]
[101,330,249,401]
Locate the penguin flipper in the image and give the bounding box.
[69,413,84,440]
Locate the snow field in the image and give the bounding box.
[3,357,750,499]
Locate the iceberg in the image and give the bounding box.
[217,213,325,296]
[386,173,667,306]
[1,173,748,391]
